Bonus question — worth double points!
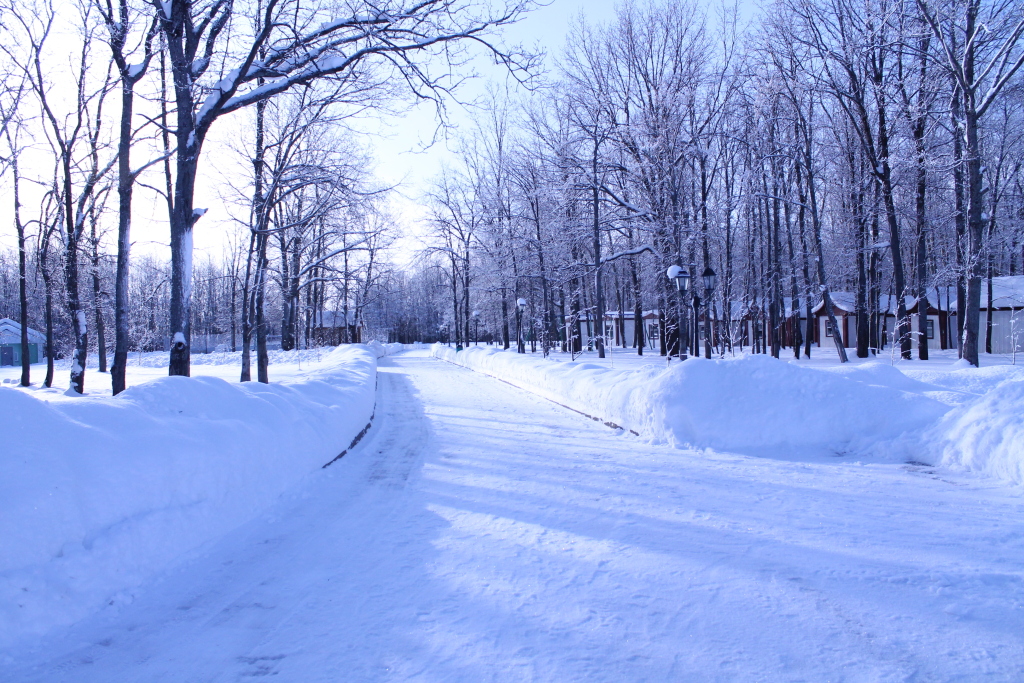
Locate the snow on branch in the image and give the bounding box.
[601,244,654,264]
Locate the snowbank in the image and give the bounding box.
[0,345,376,647]
[55,346,343,371]
[366,340,410,358]
[432,345,947,457]
[931,378,1024,485]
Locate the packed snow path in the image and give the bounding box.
[10,352,1024,681]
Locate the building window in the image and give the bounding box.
[926,319,935,339]
[825,320,834,337]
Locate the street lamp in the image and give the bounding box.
[702,266,717,358]
[702,266,717,293]
[472,310,480,345]
[666,265,691,360]
[516,298,527,354]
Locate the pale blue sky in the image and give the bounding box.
[357,0,622,263]
[181,0,623,263]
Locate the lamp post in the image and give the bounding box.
[691,291,701,357]
[666,265,691,360]
[702,266,717,359]
[472,310,480,345]
[516,298,527,354]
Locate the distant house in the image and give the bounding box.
[310,310,364,345]
[946,276,1024,354]
[604,310,661,349]
[811,294,948,350]
[576,310,661,350]
[0,318,46,366]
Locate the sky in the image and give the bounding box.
[180,0,622,267]
[0,0,623,267]
[0,0,768,273]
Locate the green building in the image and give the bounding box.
[0,318,45,366]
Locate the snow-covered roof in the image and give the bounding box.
[871,276,1023,314]
[983,276,1024,310]
[0,318,46,345]
[737,298,810,319]
[811,293,929,315]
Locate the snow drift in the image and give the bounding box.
[931,378,1024,485]
[0,345,377,647]
[366,340,411,358]
[432,345,947,458]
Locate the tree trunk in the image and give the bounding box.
[962,107,985,367]
[43,264,55,388]
[855,153,870,359]
[256,235,270,383]
[631,256,644,355]
[952,90,967,358]
[279,234,293,351]
[915,162,930,361]
[86,211,106,373]
[986,242,994,354]
[876,120,912,360]
[592,180,605,359]
[240,230,256,382]
[501,287,510,349]
[13,154,30,387]
[62,157,88,393]
[769,187,782,359]
[802,113,847,362]
[111,77,134,393]
[108,7,149,395]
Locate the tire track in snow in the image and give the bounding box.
[363,361,430,488]
[10,351,1024,681]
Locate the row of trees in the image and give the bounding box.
[407,0,1024,367]
[4,0,1023,386]
[0,0,535,392]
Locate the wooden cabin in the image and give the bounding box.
[811,294,948,351]
[310,310,364,346]
[0,318,45,366]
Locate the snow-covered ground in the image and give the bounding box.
[451,342,1022,371]
[1,346,377,651]
[4,347,1024,680]
[435,344,1024,486]
[0,347,348,399]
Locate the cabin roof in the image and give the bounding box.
[0,318,46,345]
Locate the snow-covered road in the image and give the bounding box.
[9,351,1024,681]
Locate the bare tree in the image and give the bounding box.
[95,0,158,394]
[3,0,117,393]
[151,0,538,376]
[918,0,1024,366]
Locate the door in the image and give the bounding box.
[0,346,13,366]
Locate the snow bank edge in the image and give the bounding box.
[0,345,377,647]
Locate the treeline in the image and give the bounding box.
[0,0,533,392]
[404,0,1024,366]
